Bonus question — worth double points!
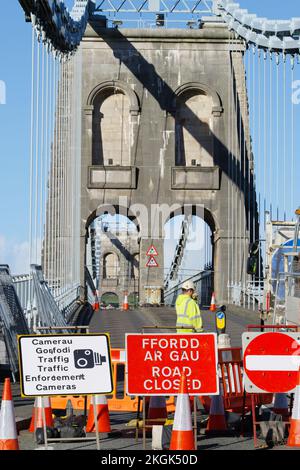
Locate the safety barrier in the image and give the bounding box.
[50,349,175,413]
[218,347,273,414]
[50,347,272,415]
[108,349,175,413]
[199,348,273,414]
[50,395,88,412]
[107,349,139,412]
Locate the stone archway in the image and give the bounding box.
[101,292,119,308]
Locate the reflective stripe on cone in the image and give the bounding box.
[29,397,54,432]
[169,374,195,451]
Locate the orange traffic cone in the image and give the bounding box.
[209,292,217,312]
[122,293,129,311]
[288,369,300,447]
[86,395,111,433]
[272,393,289,420]
[29,398,37,432]
[147,396,168,425]
[0,378,19,450]
[93,290,100,311]
[169,374,195,450]
[93,295,100,311]
[206,382,227,435]
[29,397,54,432]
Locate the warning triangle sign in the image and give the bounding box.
[146,256,159,267]
[146,245,158,256]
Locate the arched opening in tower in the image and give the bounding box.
[175,90,214,167]
[164,209,214,307]
[86,211,140,309]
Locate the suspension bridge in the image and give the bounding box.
[0,0,300,450]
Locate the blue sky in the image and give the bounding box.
[0,1,299,274]
[240,0,298,19]
[0,2,32,273]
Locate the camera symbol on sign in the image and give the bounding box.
[73,349,107,369]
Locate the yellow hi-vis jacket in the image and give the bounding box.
[175,294,203,333]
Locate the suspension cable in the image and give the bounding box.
[54,53,59,293]
[276,55,279,220]
[291,59,295,219]
[268,53,272,216]
[263,53,267,221]
[40,44,45,252]
[34,35,41,265]
[29,26,35,315]
[44,44,50,277]
[252,46,256,248]
[283,56,287,221]
[50,51,56,291]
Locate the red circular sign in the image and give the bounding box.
[244,332,300,393]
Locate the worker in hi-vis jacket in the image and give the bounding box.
[175,280,203,333]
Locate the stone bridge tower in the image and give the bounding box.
[80,18,255,304]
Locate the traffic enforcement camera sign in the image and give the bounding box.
[242,332,300,393]
[18,334,113,397]
[126,334,219,396]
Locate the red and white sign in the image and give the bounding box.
[111,349,126,363]
[242,332,300,393]
[146,245,158,256]
[126,334,219,396]
[146,256,159,268]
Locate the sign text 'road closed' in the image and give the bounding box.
[18,334,113,397]
[126,334,218,396]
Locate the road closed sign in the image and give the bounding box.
[18,334,113,397]
[126,334,218,396]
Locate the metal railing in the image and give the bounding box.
[0,265,30,376]
[164,270,213,307]
[227,281,264,311]
[55,284,81,316]
[11,273,32,311]
[273,272,300,325]
[30,265,68,333]
[0,264,81,374]
[164,219,191,289]
[11,273,80,325]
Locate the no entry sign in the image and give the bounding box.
[18,334,113,397]
[242,332,300,393]
[126,334,218,396]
